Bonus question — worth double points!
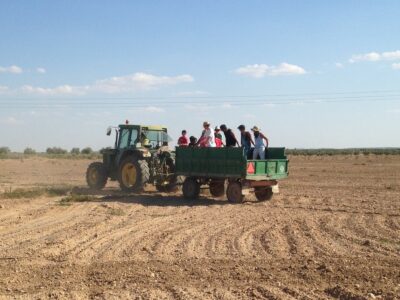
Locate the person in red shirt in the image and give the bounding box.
[178,130,189,147]
[214,127,223,147]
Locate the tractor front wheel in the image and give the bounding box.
[118,157,150,192]
[182,177,200,199]
[86,162,108,190]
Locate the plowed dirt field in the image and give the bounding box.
[0,155,399,299]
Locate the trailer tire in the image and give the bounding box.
[182,177,200,199]
[209,180,225,197]
[227,182,244,203]
[254,187,273,201]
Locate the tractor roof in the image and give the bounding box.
[118,124,167,131]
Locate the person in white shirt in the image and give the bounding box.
[251,126,269,159]
[197,121,216,147]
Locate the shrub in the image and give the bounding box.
[81,147,93,155]
[23,147,36,155]
[46,147,68,155]
[70,148,80,155]
[0,147,10,154]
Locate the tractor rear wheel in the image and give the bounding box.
[209,180,225,197]
[86,162,108,190]
[226,182,244,203]
[254,187,273,201]
[118,157,150,192]
[182,177,200,199]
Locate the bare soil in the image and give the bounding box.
[0,155,399,299]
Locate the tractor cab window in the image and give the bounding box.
[129,130,138,146]
[118,128,138,149]
[142,130,172,148]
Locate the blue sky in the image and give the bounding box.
[1,1,400,151]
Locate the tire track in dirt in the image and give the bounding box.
[1,156,400,299]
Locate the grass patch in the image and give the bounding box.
[380,238,400,246]
[59,194,96,204]
[108,207,125,216]
[1,186,71,199]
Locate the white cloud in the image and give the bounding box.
[221,102,233,109]
[184,103,212,112]
[349,52,381,63]
[0,117,23,125]
[243,113,256,119]
[36,67,46,74]
[90,72,193,93]
[392,63,400,70]
[263,103,276,108]
[387,108,400,114]
[382,50,400,60]
[235,63,306,78]
[21,84,81,95]
[235,64,269,78]
[335,62,344,68]
[349,50,400,63]
[144,106,164,113]
[0,65,23,74]
[21,72,194,96]
[0,85,9,93]
[176,90,209,96]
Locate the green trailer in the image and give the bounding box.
[175,147,289,203]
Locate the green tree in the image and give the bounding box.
[46,147,68,155]
[70,148,80,155]
[0,147,11,154]
[81,147,93,155]
[23,147,36,155]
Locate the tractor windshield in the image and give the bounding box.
[118,128,139,149]
[142,130,172,148]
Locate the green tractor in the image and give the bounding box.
[86,123,179,192]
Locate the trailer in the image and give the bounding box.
[175,147,289,203]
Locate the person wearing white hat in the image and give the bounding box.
[197,121,216,147]
[251,126,269,159]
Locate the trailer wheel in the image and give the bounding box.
[209,180,225,197]
[227,182,243,203]
[182,177,200,199]
[254,187,273,201]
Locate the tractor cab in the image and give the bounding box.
[108,124,172,151]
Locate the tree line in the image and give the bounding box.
[0,146,102,156]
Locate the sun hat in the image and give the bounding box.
[251,126,260,132]
[214,126,220,131]
[203,121,210,126]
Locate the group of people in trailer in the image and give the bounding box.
[177,121,269,159]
